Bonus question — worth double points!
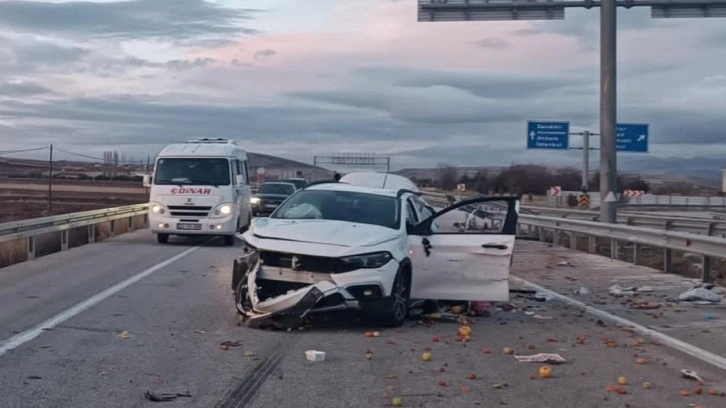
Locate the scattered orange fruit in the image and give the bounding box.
[694,386,703,395]
[422,351,432,362]
[636,357,646,365]
[680,390,691,397]
[461,386,472,393]
[529,374,537,380]
[439,380,447,387]
[617,376,628,385]
[432,336,441,343]
[482,347,491,354]
[468,373,477,380]
[539,365,552,378]
[458,326,472,336]
[392,397,402,406]
[708,389,720,396]
[642,382,652,389]
[503,347,514,355]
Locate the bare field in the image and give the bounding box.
[0,181,148,223]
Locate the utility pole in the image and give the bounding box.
[48,144,53,214]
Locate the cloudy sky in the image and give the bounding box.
[0,0,724,173]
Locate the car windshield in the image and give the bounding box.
[154,158,230,186]
[259,183,295,195]
[272,189,400,229]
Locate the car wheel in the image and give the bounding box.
[157,233,169,244]
[223,234,235,246]
[381,269,409,328]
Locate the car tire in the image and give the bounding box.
[223,234,235,246]
[381,268,409,328]
[157,233,169,244]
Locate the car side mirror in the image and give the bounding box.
[142,174,151,187]
[235,175,244,185]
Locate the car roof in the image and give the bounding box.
[261,182,295,186]
[305,182,400,198]
[339,172,419,192]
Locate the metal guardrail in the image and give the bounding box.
[523,205,726,237]
[0,204,149,260]
[518,214,726,283]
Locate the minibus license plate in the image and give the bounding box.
[177,223,201,230]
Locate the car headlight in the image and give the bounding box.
[250,197,261,205]
[211,203,234,218]
[150,202,166,215]
[340,251,393,269]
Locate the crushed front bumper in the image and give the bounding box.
[232,251,395,329]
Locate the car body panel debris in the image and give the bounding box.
[144,391,192,402]
[232,175,520,329]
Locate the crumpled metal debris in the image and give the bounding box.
[144,391,192,402]
[608,284,653,296]
[514,353,566,364]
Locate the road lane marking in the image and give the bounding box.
[510,275,726,373]
[0,246,199,358]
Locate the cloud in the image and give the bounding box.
[0,80,52,97]
[0,0,259,42]
[254,49,277,61]
[471,38,510,49]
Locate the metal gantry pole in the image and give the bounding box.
[600,0,618,223]
[582,130,590,192]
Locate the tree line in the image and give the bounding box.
[411,164,655,196]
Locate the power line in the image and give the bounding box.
[54,146,104,162]
[0,146,48,155]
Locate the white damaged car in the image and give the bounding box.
[231,181,520,329]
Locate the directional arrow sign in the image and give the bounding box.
[616,123,649,153]
[527,121,569,150]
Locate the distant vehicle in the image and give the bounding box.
[143,138,252,246]
[280,178,308,190]
[231,180,520,329]
[250,182,297,216]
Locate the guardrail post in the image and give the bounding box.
[88,225,96,243]
[538,227,545,242]
[610,239,618,259]
[633,243,641,265]
[128,216,134,231]
[702,223,716,283]
[568,232,575,249]
[553,229,560,247]
[588,235,596,253]
[27,237,35,260]
[61,230,69,251]
[663,220,674,274]
[144,213,149,227]
[110,220,116,237]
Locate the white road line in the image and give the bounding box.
[510,275,726,373]
[0,246,200,358]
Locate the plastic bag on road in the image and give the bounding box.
[678,288,722,303]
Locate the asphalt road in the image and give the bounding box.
[1,231,725,408]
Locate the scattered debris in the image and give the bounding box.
[119,331,130,340]
[558,260,573,267]
[194,330,206,334]
[220,341,241,348]
[514,353,566,364]
[422,351,433,361]
[577,287,590,295]
[678,288,722,303]
[533,315,554,320]
[681,369,704,383]
[538,365,552,378]
[364,331,380,337]
[305,350,325,362]
[534,292,554,302]
[26,376,42,380]
[144,391,192,402]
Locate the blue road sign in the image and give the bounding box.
[527,121,569,150]
[617,123,649,153]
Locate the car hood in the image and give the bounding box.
[245,218,400,253]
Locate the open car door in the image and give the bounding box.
[407,196,520,302]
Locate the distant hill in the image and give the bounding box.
[0,153,331,179]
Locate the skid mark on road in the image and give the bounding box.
[511,274,726,373]
[0,247,199,358]
[215,353,283,408]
